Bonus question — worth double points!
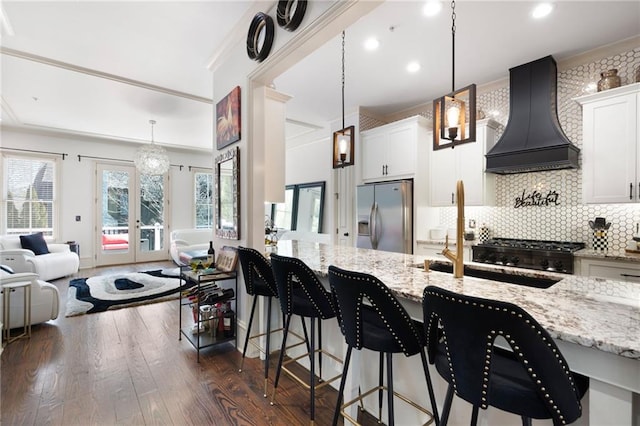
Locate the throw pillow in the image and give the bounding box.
[20,232,50,255]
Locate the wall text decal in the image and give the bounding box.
[514,190,560,208]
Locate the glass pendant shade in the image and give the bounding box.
[433,84,476,150]
[134,120,170,175]
[134,143,170,175]
[333,126,355,168]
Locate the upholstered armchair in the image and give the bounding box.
[0,268,60,328]
[169,229,212,266]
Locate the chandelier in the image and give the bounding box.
[134,119,170,175]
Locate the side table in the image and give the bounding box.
[2,281,31,343]
[179,267,237,362]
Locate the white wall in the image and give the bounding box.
[1,128,213,268]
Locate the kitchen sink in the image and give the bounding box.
[419,261,560,289]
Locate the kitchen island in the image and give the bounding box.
[269,240,639,425]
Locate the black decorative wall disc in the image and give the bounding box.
[277,0,307,32]
[247,12,274,62]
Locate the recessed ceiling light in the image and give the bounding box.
[407,61,421,73]
[364,37,379,51]
[423,1,442,17]
[532,3,553,19]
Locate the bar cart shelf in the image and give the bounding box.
[179,266,238,362]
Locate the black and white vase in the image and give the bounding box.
[592,230,608,251]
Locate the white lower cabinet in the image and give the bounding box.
[429,119,498,206]
[575,257,640,283]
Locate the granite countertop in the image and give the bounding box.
[575,248,640,263]
[271,240,640,360]
[416,238,477,247]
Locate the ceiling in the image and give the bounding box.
[1,1,639,152]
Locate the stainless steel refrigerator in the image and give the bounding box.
[357,180,413,254]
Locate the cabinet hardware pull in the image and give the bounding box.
[451,193,454,204]
[620,273,640,278]
[381,165,385,175]
[630,183,633,200]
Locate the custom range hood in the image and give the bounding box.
[485,56,579,174]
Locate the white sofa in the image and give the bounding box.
[0,269,60,328]
[0,235,80,281]
[169,229,212,265]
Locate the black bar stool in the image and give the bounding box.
[422,286,589,426]
[269,253,343,424]
[328,265,439,426]
[237,247,308,397]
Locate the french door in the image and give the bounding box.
[96,163,169,266]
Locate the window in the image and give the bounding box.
[194,170,213,229]
[270,181,325,233]
[2,155,57,236]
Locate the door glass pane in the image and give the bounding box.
[273,187,294,230]
[139,174,164,252]
[102,170,130,252]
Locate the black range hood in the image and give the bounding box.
[485,56,579,174]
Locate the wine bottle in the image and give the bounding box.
[208,241,215,267]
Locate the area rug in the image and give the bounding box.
[65,270,193,316]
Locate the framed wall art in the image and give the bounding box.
[216,86,241,150]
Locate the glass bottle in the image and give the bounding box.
[207,241,215,268]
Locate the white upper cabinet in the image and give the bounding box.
[429,119,498,206]
[576,83,640,204]
[360,115,429,182]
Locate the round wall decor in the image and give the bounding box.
[277,0,307,32]
[246,12,274,62]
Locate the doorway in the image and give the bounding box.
[96,163,169,266]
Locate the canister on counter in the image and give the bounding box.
[479,224,491,243]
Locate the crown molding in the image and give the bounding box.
[1,47,213,104]
[0,122,212,154]
[0,4,14,36]
[0,95,19,124]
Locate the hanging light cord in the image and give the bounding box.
[451,0,456,93]
[341,30,346,130]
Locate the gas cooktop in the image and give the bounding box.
[472,238,585,274]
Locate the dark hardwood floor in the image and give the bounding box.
[0,261,358,426]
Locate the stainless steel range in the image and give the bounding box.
[472,238,585,274]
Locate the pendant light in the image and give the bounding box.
[333,30,354,169]
[433,0,476,150]
[134,119,170,175]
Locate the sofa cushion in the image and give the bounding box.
[20,232,50,255]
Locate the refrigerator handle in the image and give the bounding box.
[370,202,379,249]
